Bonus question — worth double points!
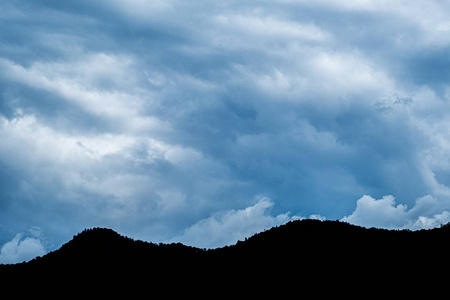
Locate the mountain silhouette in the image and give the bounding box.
[1,219,449,296]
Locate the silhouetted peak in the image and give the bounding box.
[70,227,128,244]
[56,227,136,255]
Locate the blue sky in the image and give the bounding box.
[2,0,450,263]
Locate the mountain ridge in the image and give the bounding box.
[1,219,449,296]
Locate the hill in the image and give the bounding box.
[1,219,449,296]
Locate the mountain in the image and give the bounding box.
[1,219,449,296]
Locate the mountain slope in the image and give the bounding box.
[212,219,450,277]
[1,219,450,296]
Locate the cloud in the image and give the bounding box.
[0,111,224,230]
[169,197,303,249]
[2,0,450,260]
[213,14,330,45]
[341,195,408,228]
[0,56,164,134]
[342,194,450,230]
[97,0,174,23]
[0,230,46,264]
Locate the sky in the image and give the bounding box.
[2,0,450,264]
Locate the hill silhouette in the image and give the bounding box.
[1,219,449,296]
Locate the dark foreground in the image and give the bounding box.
[1,219,449,296]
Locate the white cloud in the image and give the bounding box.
[0,56,165,134]
[409,210,450,230]
[342,194,450,230]
[214,14,330,42]
[341,195,408,228]
[169,197,302,248]
[284,0,450,47]
[0,232,46,264]
[310,51,394,96]
[230,46,395,104]
[0,112,211,225]
[0,113,134,165]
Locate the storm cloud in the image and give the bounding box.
[2,0,450,261]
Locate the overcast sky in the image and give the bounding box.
[2,0,450,263]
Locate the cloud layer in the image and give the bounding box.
[2,0,450,262]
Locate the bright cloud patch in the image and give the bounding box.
[342,195,450,230]
[170,198,302,249]
[0,232,46,264]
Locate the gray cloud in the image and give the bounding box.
[2,0,450,261]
